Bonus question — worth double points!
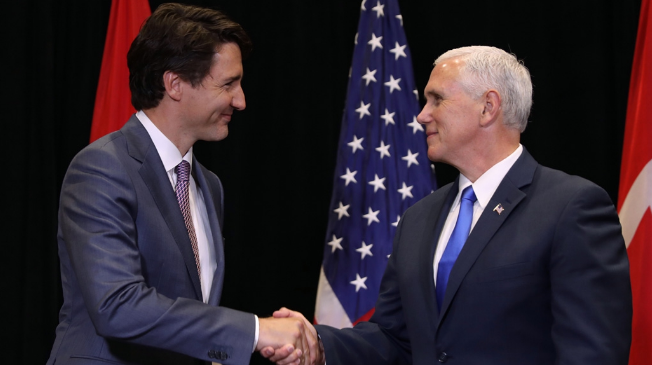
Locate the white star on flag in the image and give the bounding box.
[350,274,368,292]
[402,149,419,167]
[392,215,401,227]
[368,33,383,51]
[356,241,374,259]
[355,101,371,119]
[348,135,364,153]
[340,168,358,186]
[371,1,385,17]
[407,116,424,133]
[398,182,414,200]
[361,0,366,10]
[380,108,395,126]
[375,141,391,159]
[334,202,350,219]
[413,89,419,100]
[362,68,377,86]
[384,75,402,93]
[362,207,380,225]
[396,14,403,26]
[328,235,344,253]
[389,42,407,60]
[368,174,386,192]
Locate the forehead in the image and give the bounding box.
[207,43,243,78]
[425,58,465,94]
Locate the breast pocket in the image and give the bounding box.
[475,262,537,283]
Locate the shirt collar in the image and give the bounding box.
[136,110,193,172]
[459,144,523,209]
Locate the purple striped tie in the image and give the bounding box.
[175,160,202,285]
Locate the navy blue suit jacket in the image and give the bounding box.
[317,149,632,365]
[48,116,255,365]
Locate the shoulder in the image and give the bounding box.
[68,131,126,173]
[62,131,138,202]
[531,164,613,206]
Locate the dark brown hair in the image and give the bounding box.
[127,3,252,110]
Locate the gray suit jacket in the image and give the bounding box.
[48,116,255,365]
[317,148,632,365]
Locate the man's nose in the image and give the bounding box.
[416,107,430,124]
[232,88,246,111]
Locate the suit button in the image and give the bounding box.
[438,351,448,363]
[208,350,216,359]
[217,351,229,360]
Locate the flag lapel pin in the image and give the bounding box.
[493,203,504,215]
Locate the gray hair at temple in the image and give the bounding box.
[435,46,533,132]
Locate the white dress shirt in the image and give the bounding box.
[433,144,524,285]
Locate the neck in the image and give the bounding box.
[142,105,194,156]
[454,130,520,182]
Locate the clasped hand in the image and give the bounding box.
[257,308,324,365]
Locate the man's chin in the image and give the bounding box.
[427,148,444,163]
[207,128,229,142]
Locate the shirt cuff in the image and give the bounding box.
[253,314,259,352]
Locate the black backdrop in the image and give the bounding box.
[3,0,641,363]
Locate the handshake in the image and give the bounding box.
[256,308,324,365]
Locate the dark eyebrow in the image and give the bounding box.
[223,74,242,84]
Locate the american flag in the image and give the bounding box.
[314,0,437,328]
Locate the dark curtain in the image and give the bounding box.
[3,0,640,363]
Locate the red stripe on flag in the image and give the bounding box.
[618,1,652,364]
[90,0,150,143]
[352,308,375,326]
[314,307,375,327]
[618,0,652,211]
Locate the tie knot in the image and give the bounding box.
[461,185,477,203]
[175,160,191,183]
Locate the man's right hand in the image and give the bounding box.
[259,308,324,365]
[257,316,315,365]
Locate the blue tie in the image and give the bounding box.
[436,185,477,310]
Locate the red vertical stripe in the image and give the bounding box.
[89,0,150,143]
[619,0,652,206]
[619,1,652,364]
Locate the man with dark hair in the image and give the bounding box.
[48,4,314,365]
[268,46,632,365]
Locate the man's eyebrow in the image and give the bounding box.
[425,89,442,98]
[223,74,242,83]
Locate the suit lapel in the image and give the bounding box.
[122,117,203,300]
[436,149,538,327]
[419,182,458,324]
[193,160,226,306]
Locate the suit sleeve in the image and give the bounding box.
[550,182,632,364]
[316,211,412,365]
[59,145,255,364]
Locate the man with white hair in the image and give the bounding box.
[269,46,632,365]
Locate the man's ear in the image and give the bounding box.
[480,89,501,127]
[163,71,182,101]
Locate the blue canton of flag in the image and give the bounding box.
[315,0,437,328]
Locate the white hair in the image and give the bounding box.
[435,46,533,132]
